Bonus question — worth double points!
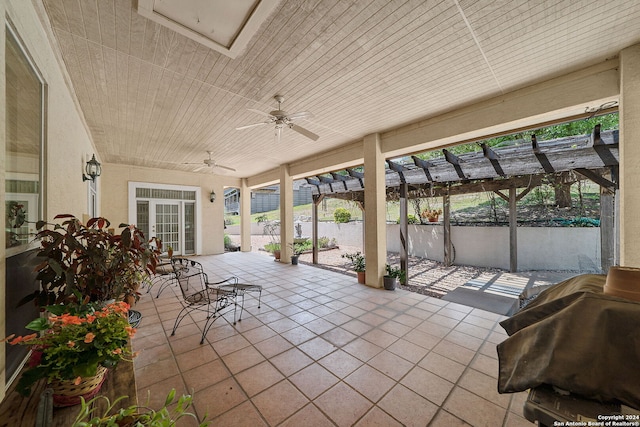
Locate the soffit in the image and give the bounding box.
[39,0,640,179]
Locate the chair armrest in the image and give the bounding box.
[208,276,239,286]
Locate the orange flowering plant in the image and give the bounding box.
[3,301,135,396]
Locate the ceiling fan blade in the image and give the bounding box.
[276,126,282,143]
[287,111,314,121]
[290,123,319,141]
[236,121,270,130]
[215,164,236,172]
[248,109,275,118]
[193,165,208,172]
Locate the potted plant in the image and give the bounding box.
[72,388,210,426]
[3,301,135,405]
[421,208,442,223]
[289,242,306,265]
[25,215,161,307]
[342,252,366,284]
[384,264,406,290]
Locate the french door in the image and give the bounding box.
[136,201,195,255]
[130,183,200,256]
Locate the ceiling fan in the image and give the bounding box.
[236,95,319,141]
[183,151,236,172]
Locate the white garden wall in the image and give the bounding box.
[229,221,601,272]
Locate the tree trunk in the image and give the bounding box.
[551,171,574,208]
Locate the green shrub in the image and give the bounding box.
[397,214,419,224]
[334,207,351,223]
[264,242,281,253]
[224,234,232,248]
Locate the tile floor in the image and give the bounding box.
[131,252,534,426]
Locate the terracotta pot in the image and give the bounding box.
[604,266,640,302]
[357,271,365,284]
[428,216,438,223]
[274,250,281,261]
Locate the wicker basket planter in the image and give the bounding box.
[50,365,108,407]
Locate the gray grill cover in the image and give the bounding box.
[497,274,640,409]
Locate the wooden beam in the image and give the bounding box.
[574,168,617,191]
[509,187,517,273]
[443,149,466,180]
[481,143,506,177]
[411,155,434,182]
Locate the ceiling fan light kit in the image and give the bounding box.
[236,95,319,142]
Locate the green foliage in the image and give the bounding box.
[223,234,232,247]
[342,252,365,272]
[72,388,209,426]
[333,207,352,223]
[396,214,419,224]
[264,242,281,253]
[385,264,406,282]
[29,215,161,306]
[5,302,134,397]
[255,214,269,224]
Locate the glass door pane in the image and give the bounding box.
[184,203,195,254]
[155,203,180,253]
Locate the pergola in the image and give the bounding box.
[305,126,619,281]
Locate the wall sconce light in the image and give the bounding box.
[210,191,216,203]
[82,154,102,182]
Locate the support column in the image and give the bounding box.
[312,194,324,264]
[509,187,518,272]
[363,133,386,288]
[600,186,615,272]
[619,44,640,267]
[399,182,408,284]
[443,194,452,266]
[240,179,252,252]
[280,165,294,263]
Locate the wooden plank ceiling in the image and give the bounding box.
[40,0,640,179]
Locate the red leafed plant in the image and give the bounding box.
[24,214,161,307]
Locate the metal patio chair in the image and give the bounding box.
[169,257,239,344]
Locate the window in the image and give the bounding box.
[5,23,44,253]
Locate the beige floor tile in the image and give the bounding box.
[252,380,309,425]
[321,326,358,347]
[136,374,188,411]
[430,409,472,426]
[234,361,284,397]
[289,362,339,399]
[342,338,384,362]
[387,338,430,363]
[315,382,373,426]
[345,364,396,402]
[280,325,317,345]
[443,387,507,427]
[418,351,466,383]
[298,336,338,360]
[175,344,218,372]
[288,310,319,325]
[318,349,363,378]
[135,357,180,389]
[378,319,413,337]
[362,328,399,348]
[392,313,424,328]
[253,334,293,358]
[378,384,439,427]
[193,377,247,420]
[401,366,455,406]
[209,401,268,427]
[133,342,173,369]
[367,350,414,381]
[470,353,500,378]
[270,347,314,376]
[459,368,511,408]
[279,403,336,427]
[208,334,251,356]
[240,324,277,344]
[454,322,492,340]
[304,317,337,334]
[342,318,375,335]
[267,317,300,333]
[182,358,230,392]
[504,412,536,426]
[354,406,404,426]
[433,339,476,365]
[222,345,266,374]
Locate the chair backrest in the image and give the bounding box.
[171,257,209,303]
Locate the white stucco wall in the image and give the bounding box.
[230,221,602,272]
